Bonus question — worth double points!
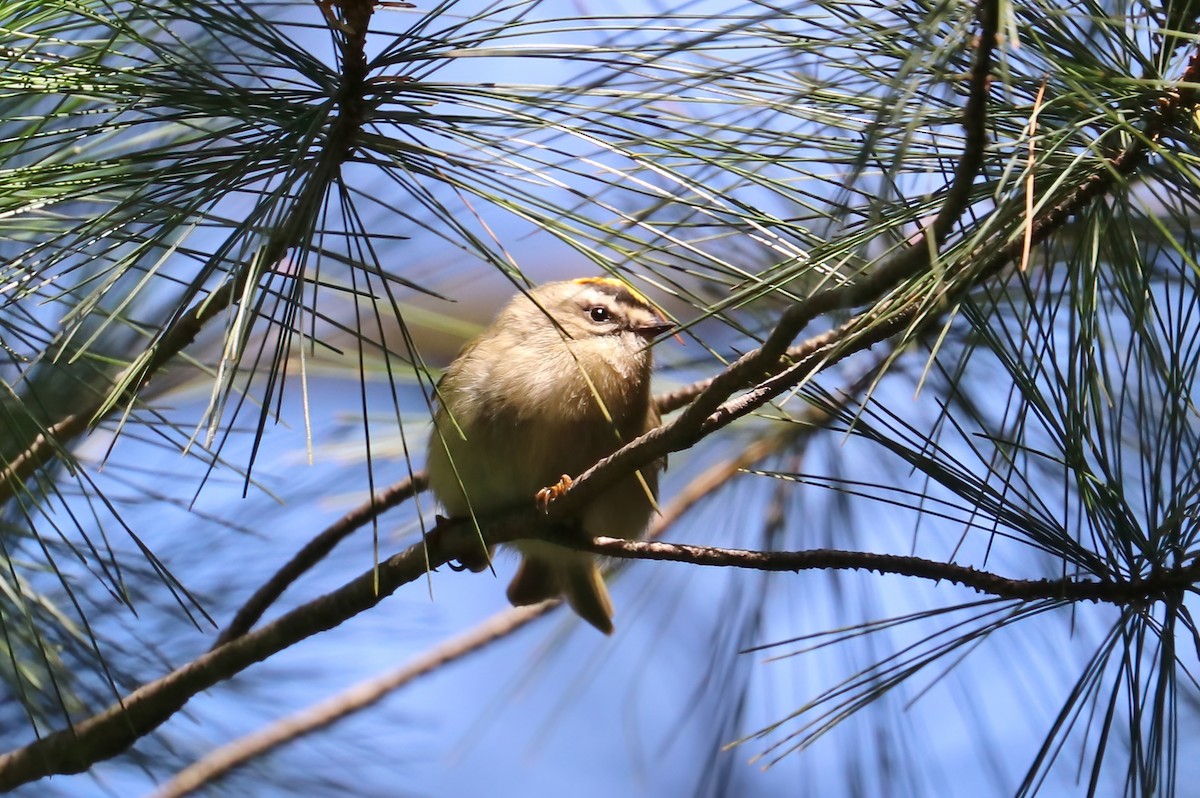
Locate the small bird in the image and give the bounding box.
[426,277,672,634]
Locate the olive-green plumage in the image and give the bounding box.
[426,278,670,634]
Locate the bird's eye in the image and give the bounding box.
[588,306,611,323]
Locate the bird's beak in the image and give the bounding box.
[632,318,675,340]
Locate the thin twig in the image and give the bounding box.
[211,377,801,643]
[655,0,999,417]
[546,0,1001,512]
[214,473,425,647]
[151,605,553,798]
[573,537,1200,606]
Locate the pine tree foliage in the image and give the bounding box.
[0,0,1197,795]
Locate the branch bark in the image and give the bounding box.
[152,604,553,798]
[0,510,521,790]
[214,472,425,647]
[572,537,1200,606]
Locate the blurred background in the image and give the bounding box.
[1,1,1198,796]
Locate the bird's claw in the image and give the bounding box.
[536,474,573,513]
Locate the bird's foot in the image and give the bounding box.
[535,474,574,513]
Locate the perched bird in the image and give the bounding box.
[426,277,672,634]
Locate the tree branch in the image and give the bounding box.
[150,604,552,798]
[213,472,425,647]
[571,537,1200,606]
[0,510,519,790]
[209,378,792,645]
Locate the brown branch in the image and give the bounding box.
[210,375,808,644]
[0,511,526,791]
[212,363,758,645]
[214,473,425,647]
[653,0,997,418]
[0,424,814,791]
[571,537,1200,606]
[150,604,553,798]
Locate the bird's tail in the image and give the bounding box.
[507,552,614,635]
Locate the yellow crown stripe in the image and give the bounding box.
[573,276,662,315]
